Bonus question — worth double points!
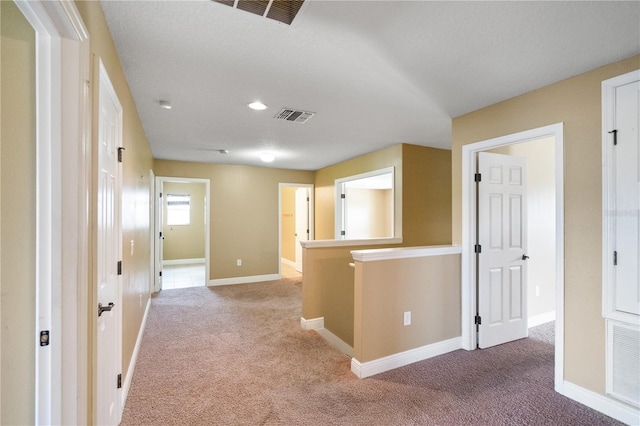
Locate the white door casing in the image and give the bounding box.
[96,60,122,425]
[477,152,528,348]
[294,188,309,272]
[154,178,164,292]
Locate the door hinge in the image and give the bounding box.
[159,192,162,198]
[341,230,346,236]
[341,193,346,199]
[474,244,482,254]
[474,173,482,183]
[117,260,122,275]
[306,197,310,202]
[40,330,50,347]
[608,129,618,146]
[117,373,122,389]
[613,251,617,266]
[159,231,163,238]
[159,270,162,277]
[474,315,482,325]
[117,147,125,163]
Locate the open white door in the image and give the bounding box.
[294,188,309,272]
[154,178,164,292]
[477,152,528,349]
[96,61,122,425]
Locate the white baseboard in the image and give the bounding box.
[163,258,205,266]
[121,297,151,411]
[529,311,556,328]
[300,317,353,357]
[281,257,296,268]
[561,380,640,425]
[351,337,462,379]
[316,327,353,357]
[208,273,280,286]
[301,317,324,330]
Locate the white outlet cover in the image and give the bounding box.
[403,311,411,326]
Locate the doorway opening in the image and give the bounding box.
[154,177,210,291]
[461,122,564,392]
[279,183,314,276]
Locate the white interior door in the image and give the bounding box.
[97,61,122,425]
[294,188,309,272]
[477,152,528,348]
[154,179,164,292]
[612,79,640,316]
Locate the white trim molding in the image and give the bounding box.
[562,381,640,425]
[163,258,205,266]
[351,245,461,262]
[301,237,402,249]
[528,311,556,328]
[351,337,462,379]
[208,274,280,287]
[300,317,324,330]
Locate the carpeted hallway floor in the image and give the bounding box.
[121,276,621,425]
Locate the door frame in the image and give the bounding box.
[461,122,564,391]
[278,183,314,276]
[154,176,211,288]
[13,1,90,424]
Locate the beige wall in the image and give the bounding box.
[354,255,461,362]
[0,3,36,423]
[75,2,155,421]
[162,181,206,261]
[489,137,556,319]
[281,187,296,262]
[452,55,640,394]
[402,144,452,246]
[154,160,314,280]
[345,188,392,238]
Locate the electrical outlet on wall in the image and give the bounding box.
[236,259,242,267]
[403,311,411,326]
[535,286,540,297]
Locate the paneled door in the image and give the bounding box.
[477,152,528,348]
[96,61,122,425]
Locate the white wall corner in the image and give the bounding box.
[300,317,324,330]
[315,327,353,357]
[351,337,461,379]
[561,380,640,425]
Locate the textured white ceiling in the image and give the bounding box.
[100,0,640,171]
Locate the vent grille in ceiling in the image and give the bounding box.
[212,0,305,26]
[275,108,315,123]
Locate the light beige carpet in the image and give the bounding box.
[121,278,620,425]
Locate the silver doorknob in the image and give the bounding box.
[98,302,115,317]
[522,254,530,260]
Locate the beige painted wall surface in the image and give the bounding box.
[452,55,640,394]
[302,244,396,346]
[76,2,155,416]
[345,188,392,238]
[489,138,556,318]
[315,144,403,239]
[154,160,314,279]
[281,187,296,262]
[402,144,452,246]
[162,181,206,260]
[0,3,36,423]
[354,255,461,362]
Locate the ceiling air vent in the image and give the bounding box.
[275,108,315,123]
[212,0,305,25]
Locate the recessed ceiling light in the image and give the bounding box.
[248,101,267,111]
[159,100,172,109]
[260,152,275,163]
